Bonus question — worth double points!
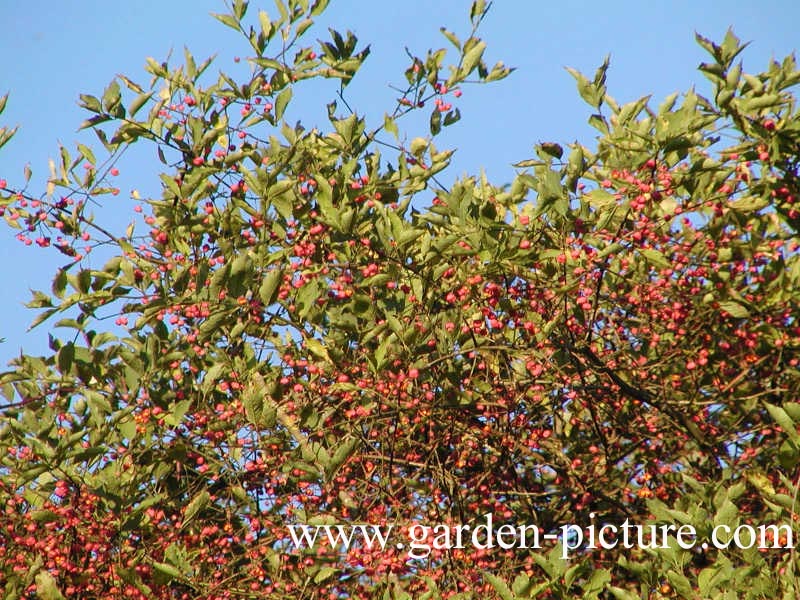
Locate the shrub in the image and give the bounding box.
[1,2,799,598]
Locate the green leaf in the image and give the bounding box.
[738,93,784,113]
[52,268,68,299]
[608,587,639,600]
[461,39,486,76]
[212,12,241,31]
[714,498,739,531]
[440,27,460,50]
[128,91,153,117]
[782,402,800,422]
[443,107,461,127]
[719,300,749,318]
[302,441,330,469]
[327,437,358,478]
[28,308,58,331]
[484,573,517,600]
[79,94,103,114]
[102,80,122,112]
[57,342,75,373]
[584,569,611,598]
[469,0,487,24]
[275,87,293,121]
[199,309,231,341]
[310,0,330,17]
[153,561,184,581]
[164,399,191,426]
[0,124,17,149]
[666,570,695,599]
[398,228,425,250]
[567,66,603,108]
[410,137,428,156]
[232,0,248,20]
[430,109,442,135]
[259,268,283,305]
[511,574,530,596]
[314,566,338,583]
[730,195,768,212]
[640,248,671,270]
[384,114,398,138]
[313,173,338,226]
[77,143,96,165]
[305,337,331,363]
[230,251,251,280]
[485,60,513,82]
[183,490,210,526]
[765,401,800,445]
[34,571,65,600]
[538,142,563,159]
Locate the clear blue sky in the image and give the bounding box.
[0,0,798,364]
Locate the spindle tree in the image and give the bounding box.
[1,1,800,599]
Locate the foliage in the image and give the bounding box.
[1,1,800,598]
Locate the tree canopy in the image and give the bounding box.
[1,1,800,599]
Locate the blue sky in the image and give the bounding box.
[0,0,798,364]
